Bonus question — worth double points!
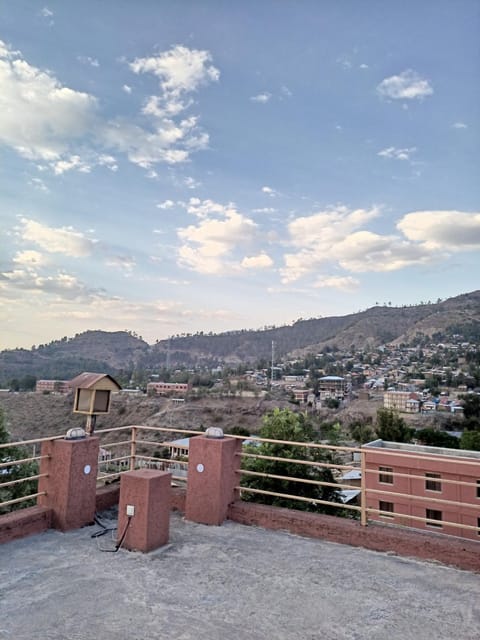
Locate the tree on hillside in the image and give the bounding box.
[460,430,480,452]
[240,408,340,513]
[415,428,459,449]
[375,408,412,443]
[0,407,39,514]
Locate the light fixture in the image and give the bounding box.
[205,427,224,439]
[65,427,87,440]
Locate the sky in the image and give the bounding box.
[0,1,479,350]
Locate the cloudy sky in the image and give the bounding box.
[1,1,479,350]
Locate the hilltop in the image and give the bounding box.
[1,290,479,384]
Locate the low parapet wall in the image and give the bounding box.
[227,501,480,573]
[0,505,52,544]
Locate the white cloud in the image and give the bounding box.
[122,84,132,94]
[177,199,258,274]
[0,268,93,299]
[397,210,480,249]
[105,255,136,273]
[41,7,53,18]
[281,85,292,97]
[378,146,417,161]
[50,155,91,175]
[0,40,217,174]
[157,199,175,210]
[281,205,480,284]
[97,154,118,171]
[262,186,278,197]
[184,176,200,189]
[130,45,219,97]
[241,253,274,269]
[252,207,276,214]
[77,56,99,68]
[250,92,271,103]
[452,122,467,129]
[359,63,369,70]
[377,70,433,100]
[13,250,48,267]
[313,275,360,291]
[0,40,97,161]
[18,218,97,257]
[29,177,49,192]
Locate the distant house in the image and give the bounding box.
[146,382,191,396]
[36,380,70,394]
[293,389,310,403]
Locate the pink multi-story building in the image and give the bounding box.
[363,440,480,541]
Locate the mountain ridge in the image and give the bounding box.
[1,290,479,383]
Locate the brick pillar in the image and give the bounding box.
[117,470,171,552]
[185,435,241,525]
[38,437,99,532]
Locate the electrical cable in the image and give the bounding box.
[91,513,116,538]
[96,515,132,552]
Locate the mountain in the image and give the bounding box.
[1,291,479,384]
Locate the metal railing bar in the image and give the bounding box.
[135,455,188,466]
[239,451,356,471]
[0,473,47,489]
[238,469,360,491]
[238,486,361,511]
[364,467,479,489]
[231,434,362,453]
[367,508,480,533]
[363,447,480,467]
[98,439,132,449]
[366,487,480,510]
[0,455,48,469]
[0,435,63,449]
[0,491,46,508]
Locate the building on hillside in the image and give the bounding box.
[363,439,480,541]
[384,390,421,413]
[318,376,348,401]
[146,382,191,396]
[35,380,70,394]
[293,389,310,403]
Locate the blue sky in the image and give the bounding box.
[0,1,479,350]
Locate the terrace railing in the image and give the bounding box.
[1,426,479,539]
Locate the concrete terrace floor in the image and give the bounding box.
[0,512,479,640]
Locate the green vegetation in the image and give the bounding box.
[459,430,480,451]
[415,428,459,449]
[375,408,413,443]
[0,407,39,514]
[240,408,340,513]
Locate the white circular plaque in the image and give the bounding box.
[83,464,91,475]
[196,463,205,473]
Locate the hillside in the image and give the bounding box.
[1,290,479,383]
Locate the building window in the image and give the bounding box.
[425,472,442,492]
[478,517,480,536]
[379,466,393,484]
[477,480,480,499]
[425,509,443,528]
[379,501,394,518]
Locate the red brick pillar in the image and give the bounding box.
[185,435,241,525]
[118,470,171,552]
[38,437,99,531]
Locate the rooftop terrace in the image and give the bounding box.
[1,510,479,640]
